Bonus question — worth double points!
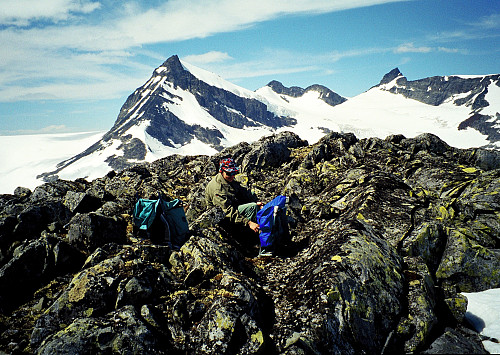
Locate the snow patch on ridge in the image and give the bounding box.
[181,61,256,100]
[482,80,500,116]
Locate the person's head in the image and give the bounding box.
[219,158,239,182]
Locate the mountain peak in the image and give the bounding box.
[158,55,185,75]
[267,80,305,97]
[379,68,404,85]
[304,84,347,106]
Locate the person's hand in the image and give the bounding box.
[248,221,260,233]
[256,201,263,209]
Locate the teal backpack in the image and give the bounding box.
[133,196,189,250]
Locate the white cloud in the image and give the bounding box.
[393,42,462,54]
[0,0,100,26]
[1,0,410,52]
[437,47,461,54]
[429,13,500,43]
[471,13,500,29]
[0,0,409,102]
[394,42,432,53]
[183,51,234,64]
[116,0,409,46]
[187,47,391,84]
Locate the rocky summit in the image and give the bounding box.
[1,131,500,354]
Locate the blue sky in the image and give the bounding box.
[0,0,499,135]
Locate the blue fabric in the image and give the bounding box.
[257,195,287,247]
[133,198,160,230]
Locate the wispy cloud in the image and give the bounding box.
[437,47,461,54]
[113,0,410,47]
[394,42,432,53]
[183,51,234,64]
[0,0,100,26]
[429,12,500,43]
[470,13,500,29]
[192,47,391,84]
[394,42,463,54]
[0,0,408,102]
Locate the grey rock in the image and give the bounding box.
[422,327,487,354]
[37,305,159,355]
[67,212,127,252]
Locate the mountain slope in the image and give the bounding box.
[38,55,500,184]
[378,67,500,144]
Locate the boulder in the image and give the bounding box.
[31,250,174,349]
[436,228,500,292]
[189,272,269,354]
[421,327,487,354]
[37,306,159,355]
[66,212,127,252]
[0,234,84,313]
[13,201,72,243]
[63,191,102,213]
[240,131,307,172]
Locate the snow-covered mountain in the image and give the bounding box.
[37,54,500,184]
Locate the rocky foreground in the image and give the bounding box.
[1,131,500,354]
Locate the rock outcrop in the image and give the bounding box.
[1,131,499,354]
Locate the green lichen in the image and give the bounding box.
[326,288,341,302]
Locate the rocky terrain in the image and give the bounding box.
[1,131,500,354]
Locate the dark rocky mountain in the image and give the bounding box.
[267,80,347,106]
[38,55,499,187]
[40,55,339,182]
[1,131,500,353]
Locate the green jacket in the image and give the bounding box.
[205,173,258,226]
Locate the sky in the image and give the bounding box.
[0,0,499,135]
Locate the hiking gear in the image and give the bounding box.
[205,173,258,226]
[133,196,189,250]
[133,198,159,231]
[256,195,289,254]
[258,246,273,257]
[158,198,189,250]
[219,158,240,174]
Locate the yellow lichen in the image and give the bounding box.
[215,310,234,330]
[84,307,94,317]
[462,167,478,174]
[331,255,342,262]
[251,330,264,344]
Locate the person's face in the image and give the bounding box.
[222,171,236,182]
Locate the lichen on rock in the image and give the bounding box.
[0,131,498,353]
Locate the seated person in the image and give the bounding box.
[205,158,262,233]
